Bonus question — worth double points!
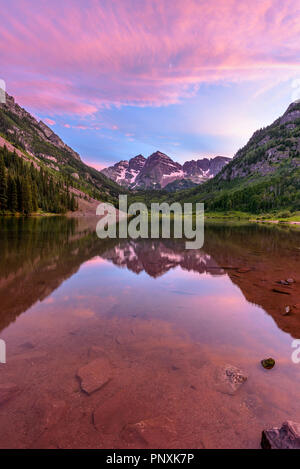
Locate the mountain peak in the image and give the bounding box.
[130,154,145,161]
[101,154,146,186]
[102,152,230,190]
[279,100,300,126]
[147,151,173,161]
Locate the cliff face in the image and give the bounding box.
[2,94,81,161]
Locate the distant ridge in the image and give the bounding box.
[102,151,230,190]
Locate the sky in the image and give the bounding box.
[1,0,300,169]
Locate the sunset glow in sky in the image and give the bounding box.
[1,0,300,168]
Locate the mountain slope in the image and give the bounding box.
[164,178,198,192]
[167,101,300,213]
[0,93,124,207]
[102,151,230,190]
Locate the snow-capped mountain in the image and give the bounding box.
[101,151,230,190]
[100,239,225,278]
[101,154,146,186]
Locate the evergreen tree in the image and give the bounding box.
[7,176,18,212]
[22,177,33,215]
[0,146,80,215]
[16,176,23,212]
[0,153,7,211]
[31,181,38,212]
[70,193,77,211]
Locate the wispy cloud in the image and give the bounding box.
[1,0,300,116]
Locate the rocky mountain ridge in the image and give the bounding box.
[219,100,300,182]
[168,100,300,214]
[0,93,123,205]
[102,151,230,190]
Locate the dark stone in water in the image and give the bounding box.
[272,288,291,295]
[261,421,300,449]
[261,358,275,370]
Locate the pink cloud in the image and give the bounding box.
[1,0,300,115]
[75,125,89,130]
[44,118,56,126]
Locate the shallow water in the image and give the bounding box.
[0,217,300,448]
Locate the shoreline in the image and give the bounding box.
[251,219,300,226]
[1,211,300,227]
[205,212,300,227]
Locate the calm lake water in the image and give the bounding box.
[0,217,300,449]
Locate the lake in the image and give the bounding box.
[0,217,300,449]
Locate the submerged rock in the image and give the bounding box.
[216,364,247,395]
[120,416,177,447]
[282,306,291,316]
[261,421,300,449]
[279,280,290,286]
[77,358,112,395]
[261,358,275,370]
[286,278,295,284]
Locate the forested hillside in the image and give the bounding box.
[0,145,77,214]
[0,93,124,213]
[166,101,300,214]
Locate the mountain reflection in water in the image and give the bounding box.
[0,217,299,337]
[0,217,300,449]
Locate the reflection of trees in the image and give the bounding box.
[0,217,117,332]
[0,218,299,337]
[203,223,300,338]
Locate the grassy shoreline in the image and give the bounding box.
[205,210,300,225]
[1,209,300,226]
[0,210,63,218]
